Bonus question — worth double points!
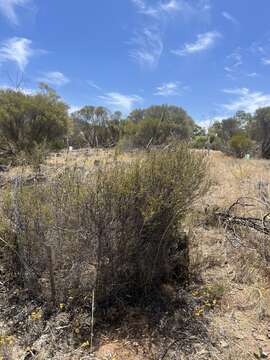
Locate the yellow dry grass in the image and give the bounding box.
[190,150,270,359]
[2,148,270,360]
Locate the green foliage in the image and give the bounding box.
[192,135,208,149]
[207,111,256,156]
[208,107,270,158]
[229,132,253,158]
[72,104,195,150]
[121,105,195,148]
[70,106,121,148]
[2,144,208,306]
[209,135,224,151]
[251,107,270,158]
[193,125,206,137]
[0,86,70,164]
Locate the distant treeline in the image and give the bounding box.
[0,84,270,164]
[193,110,270,158]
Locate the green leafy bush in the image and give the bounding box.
[229,133,253,158]
[0,87,70,164]
[192,135,208,149]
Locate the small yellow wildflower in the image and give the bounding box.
[81,340,90,348]
[30,309,42,321]
[195,308,204,317]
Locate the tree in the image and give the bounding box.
[0,86,70,163]
[234,111,252,130]
[70,106,120,148]
[122,105,195,147]
[207,111,253,152]
[193,124,206,137]
[229,133,253,158]
[252,107,270,158]
[128,109,144,123]
[220,117,241,142]
[144,105,195,138]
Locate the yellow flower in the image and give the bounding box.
[195,308,204,317]
[81,340,90,348]
[59,303,65,311]
[30,309,42,321]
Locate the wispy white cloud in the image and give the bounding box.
[224,49,242,79]
[0,0,31,25]
[224,48,261,80]
[262,57,270,65]
[249,38,270,66]
[131,0,210,19]
[223,87,270,114]
[160,0,181,13]
[154,81,188,96]
[222,11,238,25]
[0,37,42,71]
[172,31,221,56]
[130,27,163,68]
[37,71,70,86]
[131,0,159,17]
[159,0,195,16]
[130,0,212,68]
[247,72,259,78]
[99,92,143,113]
[87,80,102,90]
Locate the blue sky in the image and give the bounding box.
[0,0,270,124]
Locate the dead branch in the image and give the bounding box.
[216,212,270,236]
[216,197,270,237]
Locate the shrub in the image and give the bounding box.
[0,87,70,164]
[2,144,208,308]
[192,135,208,149]
[121,118,191,149]
[229,133,253,158]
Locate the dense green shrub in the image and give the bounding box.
[0,87,70,164]
[120,117,192,149]
[192,135,208,149]
[2,144,208,307]
[122,105,195,148]
[229,133,253,158]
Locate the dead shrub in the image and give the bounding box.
[1,144,208,308]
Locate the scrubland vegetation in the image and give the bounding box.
[1,87,270,359]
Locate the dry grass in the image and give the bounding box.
[189,150,270,359]
[1,149,270,359]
